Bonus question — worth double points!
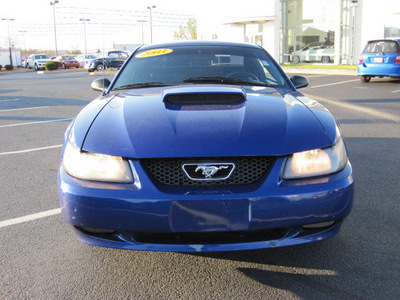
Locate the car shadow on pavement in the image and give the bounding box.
[358,78,400,84]
[185,238,362,299]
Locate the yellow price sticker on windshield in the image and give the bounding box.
[136,49,173,58]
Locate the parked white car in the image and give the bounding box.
[292,44,334,64]
[26,54,50,70]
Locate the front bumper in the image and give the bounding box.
[36,62,47,69]
[65,62,79,68]
[58,158,354,252]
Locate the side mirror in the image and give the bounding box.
[290,75,309,89]
[91,78,111,92]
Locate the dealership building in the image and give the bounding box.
[197,0,400,65]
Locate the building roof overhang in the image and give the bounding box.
[224,16,276,25]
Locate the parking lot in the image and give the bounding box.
[1,69,399,299]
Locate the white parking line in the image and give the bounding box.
[308,94,400,123]
[392,90,400,93]
[310,79,359,89]
[0,106,49,113]
[0,98,21,103]
[303,74,327,78]
[0,208,61,229]
[0,144,62,156]
[0,118,72,128]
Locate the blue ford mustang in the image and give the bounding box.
[58,41,354,252]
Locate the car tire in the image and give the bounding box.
[293,56,300,64]
[62,63,66,69]
[96,64,104,71]
[34,64,38,71]
[360,75,371,83]
[322,56,330,63]
[27,63,30,69]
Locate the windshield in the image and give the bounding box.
[35,55,48,59]
[112,45,290,90]
[63,56,74,60]
[363,41,400,53]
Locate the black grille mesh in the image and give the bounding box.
[141,157,275,186]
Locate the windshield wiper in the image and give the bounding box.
[112,82,171,91]
[182,76,277,87]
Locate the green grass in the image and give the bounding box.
[280,64,357,70]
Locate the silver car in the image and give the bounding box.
[75,54,98,68]
[292,44,334,64]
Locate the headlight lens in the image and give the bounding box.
[62,142,133,183]
[283,137,348,179]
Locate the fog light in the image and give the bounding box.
[302,221,335,229]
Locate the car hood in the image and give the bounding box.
[81,85,335,158]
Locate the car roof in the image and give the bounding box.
[367,39,400,44]
[137,41,263,52]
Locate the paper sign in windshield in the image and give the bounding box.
[136,49,173,58]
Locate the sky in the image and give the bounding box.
[1,0,193,52]
[1,0,400,55]
[0,0,257,53]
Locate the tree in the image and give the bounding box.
[173,18,197,40]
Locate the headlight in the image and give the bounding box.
[62,142,133,183]
[283,137,348,179]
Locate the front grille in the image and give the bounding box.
[141,157,275,186]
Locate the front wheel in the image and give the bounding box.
[293,56,300,64]
[321,56,330,63]
[360,75,371,83]
[96,63,104,71]
[34,64,38,71]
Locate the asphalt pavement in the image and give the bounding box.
[0,69,399,299]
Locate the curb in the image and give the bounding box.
[0,67,86,74]
[1,67,358,76]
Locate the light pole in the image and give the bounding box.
[1,18,15,66]
[50,0,59,57]
[79,18,90,54]
[147,5,156,44]
[19,30,27,59]
[137,20,146,45]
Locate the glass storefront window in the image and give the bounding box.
[280,0,340,64]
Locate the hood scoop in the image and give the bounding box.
[164,92,245,104]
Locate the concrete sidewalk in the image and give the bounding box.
[282,67,357,76]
